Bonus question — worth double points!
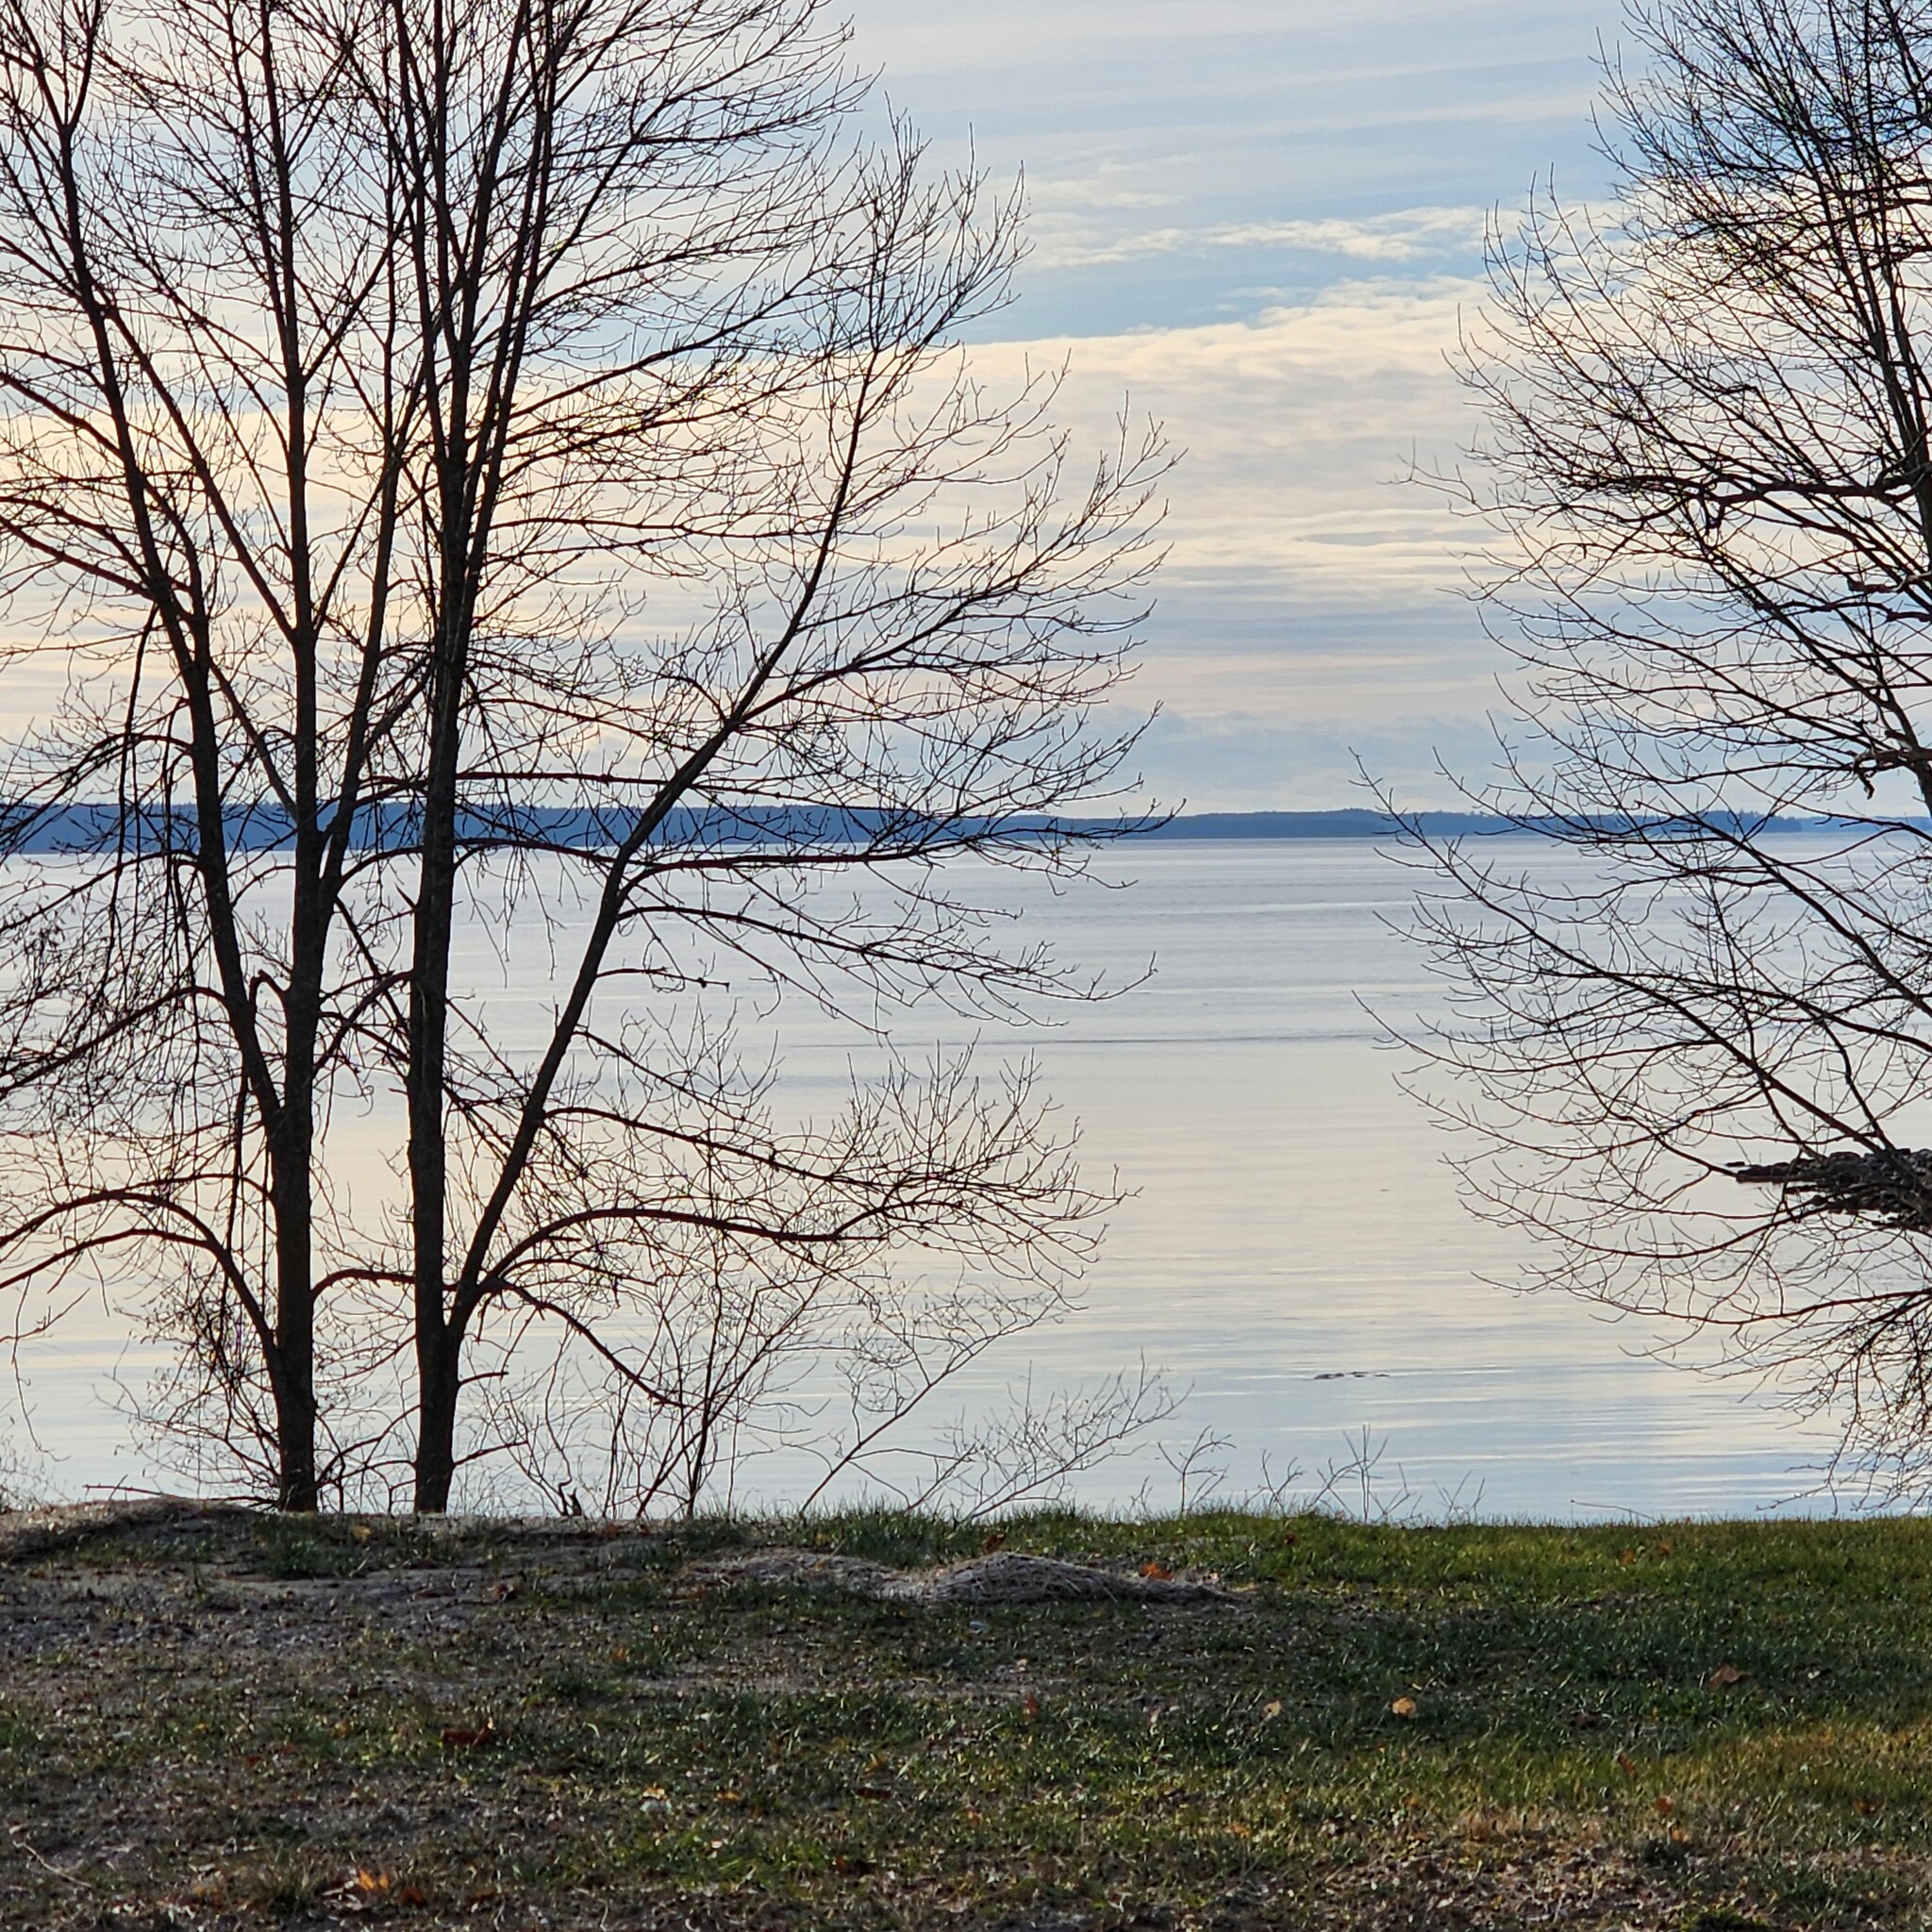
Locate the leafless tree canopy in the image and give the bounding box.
[1408,0,1932,1493]
[0,0,1167,1509]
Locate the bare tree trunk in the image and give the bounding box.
[408,600,468,1512]
[406,583,465,1507]
[268,1117,319,1511]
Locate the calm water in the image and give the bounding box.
[13,838,1847,1517]
[765,836,1844,1520]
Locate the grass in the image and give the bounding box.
[1,1507,1930,1927]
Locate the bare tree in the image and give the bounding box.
[1407,0,1932,1492]
[0,0,1165,1510]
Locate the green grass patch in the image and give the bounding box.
[0,1508,1928,1926]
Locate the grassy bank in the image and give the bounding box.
[2,1506,1931,1928]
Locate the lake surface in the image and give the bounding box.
[12,838,1850,1518]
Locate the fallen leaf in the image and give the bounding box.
[439,1720,498,1750]
[1140,1559,1172,1580]
[1615,1753,1638,1775]
[1654,1796,1674,1816]
[1023,1691,1041,1721]
[1390,1696,1418,1720]
[1261,1699,1282,1722]
[1707,1664,1750,1689]
[398,1885,429,1907]
[610,1645,629,1664]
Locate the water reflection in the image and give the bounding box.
[755,837,1844,1519]
[8,838,1848,1517]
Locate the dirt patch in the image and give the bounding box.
[692,1547,1238,1605]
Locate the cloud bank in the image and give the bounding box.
[964,277,1507,808]
[833,0,1617,807]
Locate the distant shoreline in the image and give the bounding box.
[1111,808,1893,840]
[0,803,1895,852]
[1124,809,1501,839]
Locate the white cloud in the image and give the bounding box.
[964,278,1511,805]
[1030,206,1490,271]
[971,276,1490,608]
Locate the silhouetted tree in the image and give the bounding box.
[1412,0,1932,1492]
[0,0,1164,1509]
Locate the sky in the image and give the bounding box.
[843,0,1623,809]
